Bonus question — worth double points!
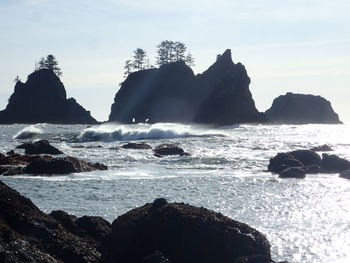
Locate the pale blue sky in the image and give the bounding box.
[1,0,349,122]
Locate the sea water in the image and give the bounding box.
[1,123,350,263]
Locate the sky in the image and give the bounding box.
[0,0,349,122]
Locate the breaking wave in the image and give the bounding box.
[76,123,225,142]
[13,125,44,139]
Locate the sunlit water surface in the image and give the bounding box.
[1,123,350,263]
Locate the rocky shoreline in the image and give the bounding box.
[0,181,288,263]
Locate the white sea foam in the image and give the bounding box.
[76,123,224,142]
[13,125,43,139]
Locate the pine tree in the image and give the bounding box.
[124,60,133,77]
[174,42,187,61]
[185,53,195,67]
[35,55,62,77]
[132,48,147,70]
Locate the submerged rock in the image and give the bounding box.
[24,156,108,175]
[121,142,152,150]
[339,169,350,180]
[109,49,265,125]
[310,145,333,152]
[265,93,342,124]
[320,153,350,173]
[268,153,303,174]
[16,140,63,155]
[0,69,98,124]
[268,149,350,178]
[153,144,189,157]
[279,167,306,179]
[105,199,272,263]
[0,153,107,176]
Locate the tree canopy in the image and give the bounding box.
[35,54,62,77]
[123,41,195,78]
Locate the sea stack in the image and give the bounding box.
[0,69,97,124]
[265,92,342,124]
[109,49,265,125]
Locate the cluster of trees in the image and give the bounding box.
[124,41,195,77]
[35,54,62,77]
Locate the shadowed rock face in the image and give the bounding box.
[0,69,98,124]
[0,182,288,263]
[265,93,342,124]
[0,180,111,263]
[109,49,265,125]
[105,200,271,263]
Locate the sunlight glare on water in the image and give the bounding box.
[1,123,350,263]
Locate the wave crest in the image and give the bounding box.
[13,125,43,139]
[76,123,224,142]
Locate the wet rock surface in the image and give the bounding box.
[105,199,272,263]
[0,152,107,176]
[0,182,288,263]
[153,144,190,157]
[16,140,64,155]
[0,180,110,263]
[320,153,350,173]
[310,144,333,152]
[339,169,350,180]
[24,156,108,175]
[121,142,152,150]
[269,149,350,178]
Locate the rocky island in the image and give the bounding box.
[265,92,342,124]
[0,69,98,124]
[109,49,265,126]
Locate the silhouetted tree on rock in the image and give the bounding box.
[132,48,147,71]
[35,54,62,77]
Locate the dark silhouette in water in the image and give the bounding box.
[0,69,97,124]
[109,49,265,125]
[265,92,342,124]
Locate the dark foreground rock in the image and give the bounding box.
[0,183,288,263]
[0,153,107,176]
[153,144,190,157]
[109,49,265,125]
[0,180,111,263]
[16,140,63,155]
[121,142,152,150]
[105,199,271,263]
[265,92,342,124]
[0,69,98,124]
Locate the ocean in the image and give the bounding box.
[1,123,350,263]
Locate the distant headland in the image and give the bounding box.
[0,48,342,125]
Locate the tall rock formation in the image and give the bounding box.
[109,49,265,125]
[265,92,342,124]
[0,69,97,124]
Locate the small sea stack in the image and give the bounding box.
[0,69,98,124]
[265,92,342,124]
